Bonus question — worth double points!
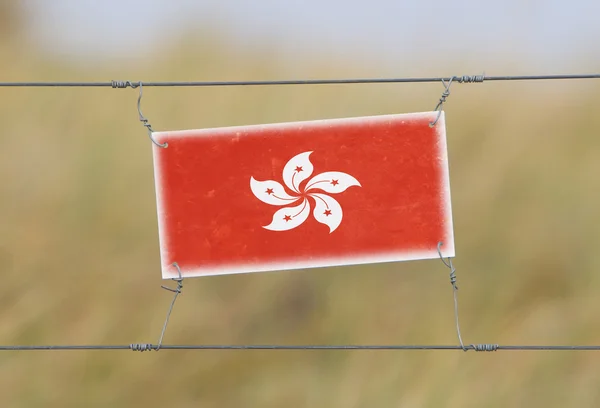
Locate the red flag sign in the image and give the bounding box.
[152,111,455,279]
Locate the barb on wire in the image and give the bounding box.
[1,73,599,87]
[437,242,498,352]
[134,81,167,148]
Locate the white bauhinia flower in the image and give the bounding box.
[250,151,361,233]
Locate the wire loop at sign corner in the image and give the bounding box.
[148,131,168,148]
[161,262,183,293]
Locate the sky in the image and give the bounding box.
[17,0,600,72]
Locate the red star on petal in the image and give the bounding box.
[295,166,303,172]
[283,215,292,222]
[323,210,332,216]
[330,179,339,186]
[265,188,274,195]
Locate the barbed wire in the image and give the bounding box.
[0,73,598,88]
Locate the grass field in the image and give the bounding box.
[1,9,600,407]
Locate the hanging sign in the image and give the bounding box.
[151,111,455,279]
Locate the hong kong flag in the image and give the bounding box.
[151,111,455,279]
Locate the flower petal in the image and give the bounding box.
[250,177,300,206]
[309,193,343,233]
[305,171,361,194]
[263,198,311,231]
[283,151,314,193]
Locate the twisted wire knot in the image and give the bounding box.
[130,343,154,352]
[454,74,485,83]
[111,80,139,89]
[434,87,451,111]
[448,264,457,290]
[470,344,499,352]
[437,242,458,290]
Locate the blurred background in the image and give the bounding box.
[1,0,600,406]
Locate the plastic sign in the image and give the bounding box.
[151,111,455,279]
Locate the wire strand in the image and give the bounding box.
[0,74,599,87]
[156,263,184,350]
[0,344,599,351]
